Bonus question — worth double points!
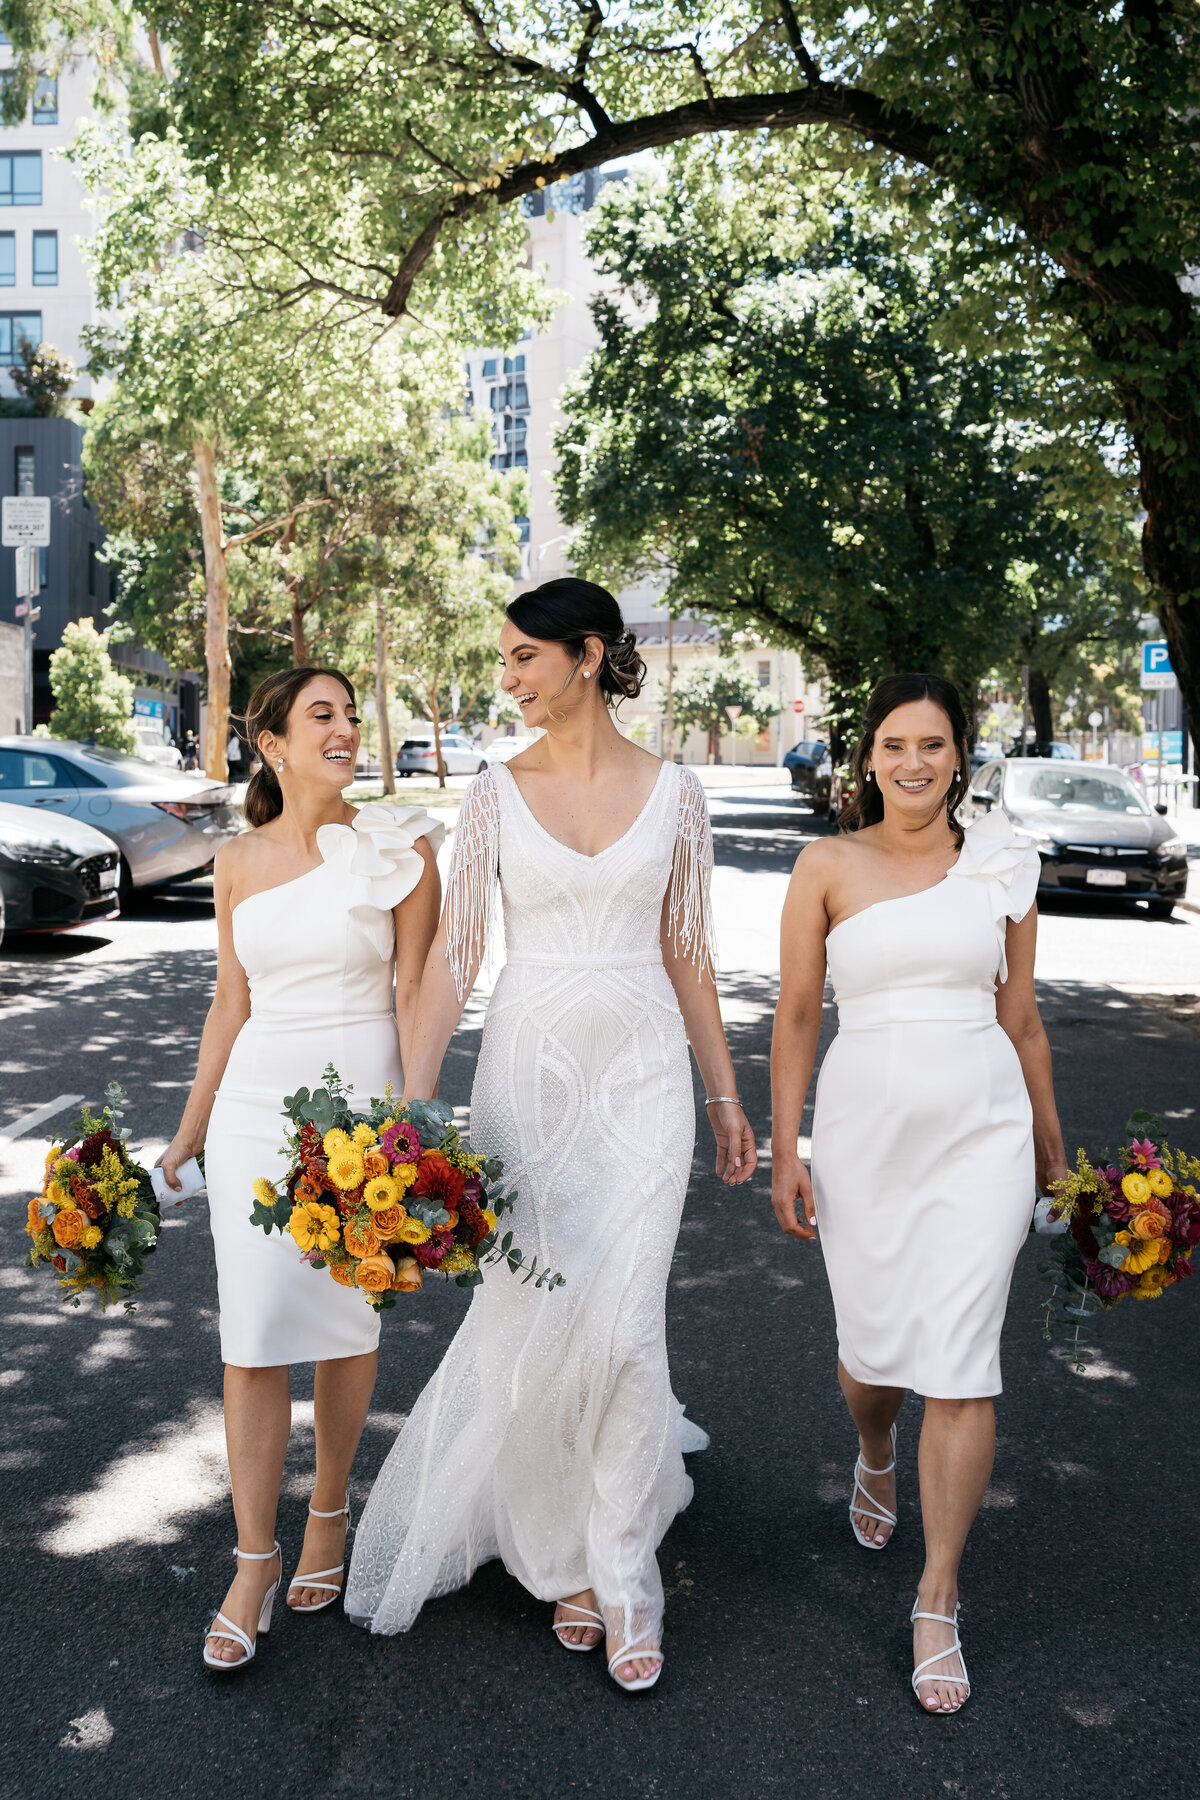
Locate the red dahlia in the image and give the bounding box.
[411,1152,466,1210]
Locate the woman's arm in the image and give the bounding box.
[158,843,251,1189]
[769,845,834,1240]
[995,907,1069,1192]
[661,914,756,1186]
[392,839,442,1078]
[400,913,471,1102]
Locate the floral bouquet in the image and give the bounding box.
[1040,1109,1199,1365]
[25,1083,162,1311]
[249,1066,562,1312]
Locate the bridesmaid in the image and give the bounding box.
[770,673,1068,1714]
[158,667,443,1671]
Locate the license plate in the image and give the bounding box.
[1086,868,1127,887]
[98,867,119,891]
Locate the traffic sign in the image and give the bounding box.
[2,495,50,547]
[725,704,743,722]
[1088,711,1103,727]
[793,699,805,715]
[1140,641,1175,690]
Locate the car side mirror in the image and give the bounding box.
[1154,802,1168,815]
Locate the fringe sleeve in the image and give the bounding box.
[443,767,501,1003]
[666,766,717,982]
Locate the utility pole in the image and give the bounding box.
[665,614,674,762]
[1020,664,1030,756]
[4,495,50,732]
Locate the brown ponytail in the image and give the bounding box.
[240,666,357,828]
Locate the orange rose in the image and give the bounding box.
[354,1252,396,1293]
[362,1149,390,1180]
[343,1216,381,1259]
[442,1209,460,1230]
[1130,1209,1168,1240]
[26,1197,52,1237]
[328,1262,357,1288]
[391,1256,422,1292]
[51,1207,84,1249]
[371,1203,406,1239]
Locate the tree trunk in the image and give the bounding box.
[374,601,395,795]
[1028,666,1054,745]
[428,687,446,788]
[193,436,230,783]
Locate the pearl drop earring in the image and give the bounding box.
[276,760,283,773]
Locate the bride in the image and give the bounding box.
[345,578,756,1691]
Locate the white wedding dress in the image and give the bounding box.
[810,810,1041,1398]
[346,761,713,1651]
[204,804,444,1367]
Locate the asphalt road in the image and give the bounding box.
[2,784,1198,1800]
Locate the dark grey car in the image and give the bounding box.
[0,800,120,934]
[967,758,1188,918]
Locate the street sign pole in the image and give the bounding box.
[4,497,51,735]
[1158,688,1164,809]
[724,703,743,768]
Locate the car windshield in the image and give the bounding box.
[1006,766,1149,816]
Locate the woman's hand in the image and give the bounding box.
[156,1133,197,1198]
[1037,1148,1070,1195]
[707,1101,756,1186]
[771,1148,817,1240]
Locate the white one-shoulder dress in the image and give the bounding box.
[810,811,1041,1399]
[347,761,713,1652]
[204,803,444,1367]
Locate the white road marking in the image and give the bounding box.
[0,1093,84,1145]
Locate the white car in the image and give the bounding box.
[395,731,488,777]
[0,736,242,898]
[482,733,542,765]
[132,723,184,769]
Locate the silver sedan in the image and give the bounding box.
[0,736,243,897]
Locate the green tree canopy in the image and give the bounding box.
[40,618,136,751]
[667,659,782,762]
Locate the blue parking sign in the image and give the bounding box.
[1140,640,1175,689]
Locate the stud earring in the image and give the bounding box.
[583,671,591,679]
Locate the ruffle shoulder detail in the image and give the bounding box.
[316,804,446,959]
[949,808,1041,980]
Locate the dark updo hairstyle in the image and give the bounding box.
[241,665,357,828]
[839,672,971,847]
[505,577,646,711]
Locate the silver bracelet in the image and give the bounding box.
[704,1094,741,1107]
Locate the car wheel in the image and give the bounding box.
[476,760,488,774]
[1146,899,1175,920]
[118,857,139,909]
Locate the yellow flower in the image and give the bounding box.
[363,1173,402,1213]
[45,1179,70,1210]
[397,1216,431,1245]
[80,1225,103,1249]
[1120,1238,1161,1276]
[91,1144,140,1218]
[352,1123,378,1149]
[1134,1267,1170,1299]
[288,1199,341,1253]
[441,1245,476,1274]
[391,1160,418,1193]
[1147,1168,1174,1200]
[480,1208,497,1235]
[1121,1171,1151,1206]
[327,1148,366,1192]
[252,1176,278,1208]
[323,1128,353,1156]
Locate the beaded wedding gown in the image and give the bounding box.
[205,804,444,1367]
[347,761,713,1650]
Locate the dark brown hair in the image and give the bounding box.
[839,673,971,847]
[241,666,357,828]
[506,578,646,709]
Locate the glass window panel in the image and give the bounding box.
[0,233,13,285]
[15,446,34,494]
[482,357,497,377]
[503,356,513,373]
[32,230,56,285]
[514,355,525,371]
[512,380,529,409]
[0,153,43,205]
[33,76,57,125]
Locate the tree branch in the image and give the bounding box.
[775,1,824,87]
[224,496,332,550]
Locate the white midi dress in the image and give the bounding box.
[810,811,1041,1399]
[346,761,713,1652]
[204,804,444,1367]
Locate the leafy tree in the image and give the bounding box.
[555,166,1140,733]
[10,341,76,416]
[40,618,136,751]
[667,660,781,763]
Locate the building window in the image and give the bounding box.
[32,230,56,285]
[0,314,41,360]
[0,152,41,205]
[757,660,771,688]
[482,357,498,378]
[15,447,35,496]
[0,232,13,286]
[32,76,57,126]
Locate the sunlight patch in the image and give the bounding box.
[39,1402,230,1555]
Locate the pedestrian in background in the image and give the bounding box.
[770,671,1068,1715]
[227,730,244,782]
[182,731,199,771]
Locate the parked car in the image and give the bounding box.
[132,722,185,769]
[0,799,120,934]
[0,737,242,899]
[825,763,854,824]
[783,738,830,803]
[395,731,488,778]
[482,733,542,766]
[967,757,1188,917]
[1004,739,1076,760]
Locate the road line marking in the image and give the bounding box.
[0,1094,85,1146]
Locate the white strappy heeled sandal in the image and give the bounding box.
[552,1601,605,1652]
[607,1642,664,1693]
[910,1596,971,1713]
[202,1543,281,1671]
[849,1423,897,1549]
[287,1495,352,1613]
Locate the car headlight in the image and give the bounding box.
[1011,826,1057,856]
[1152,836,1187,863]
[0,836,76,866]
